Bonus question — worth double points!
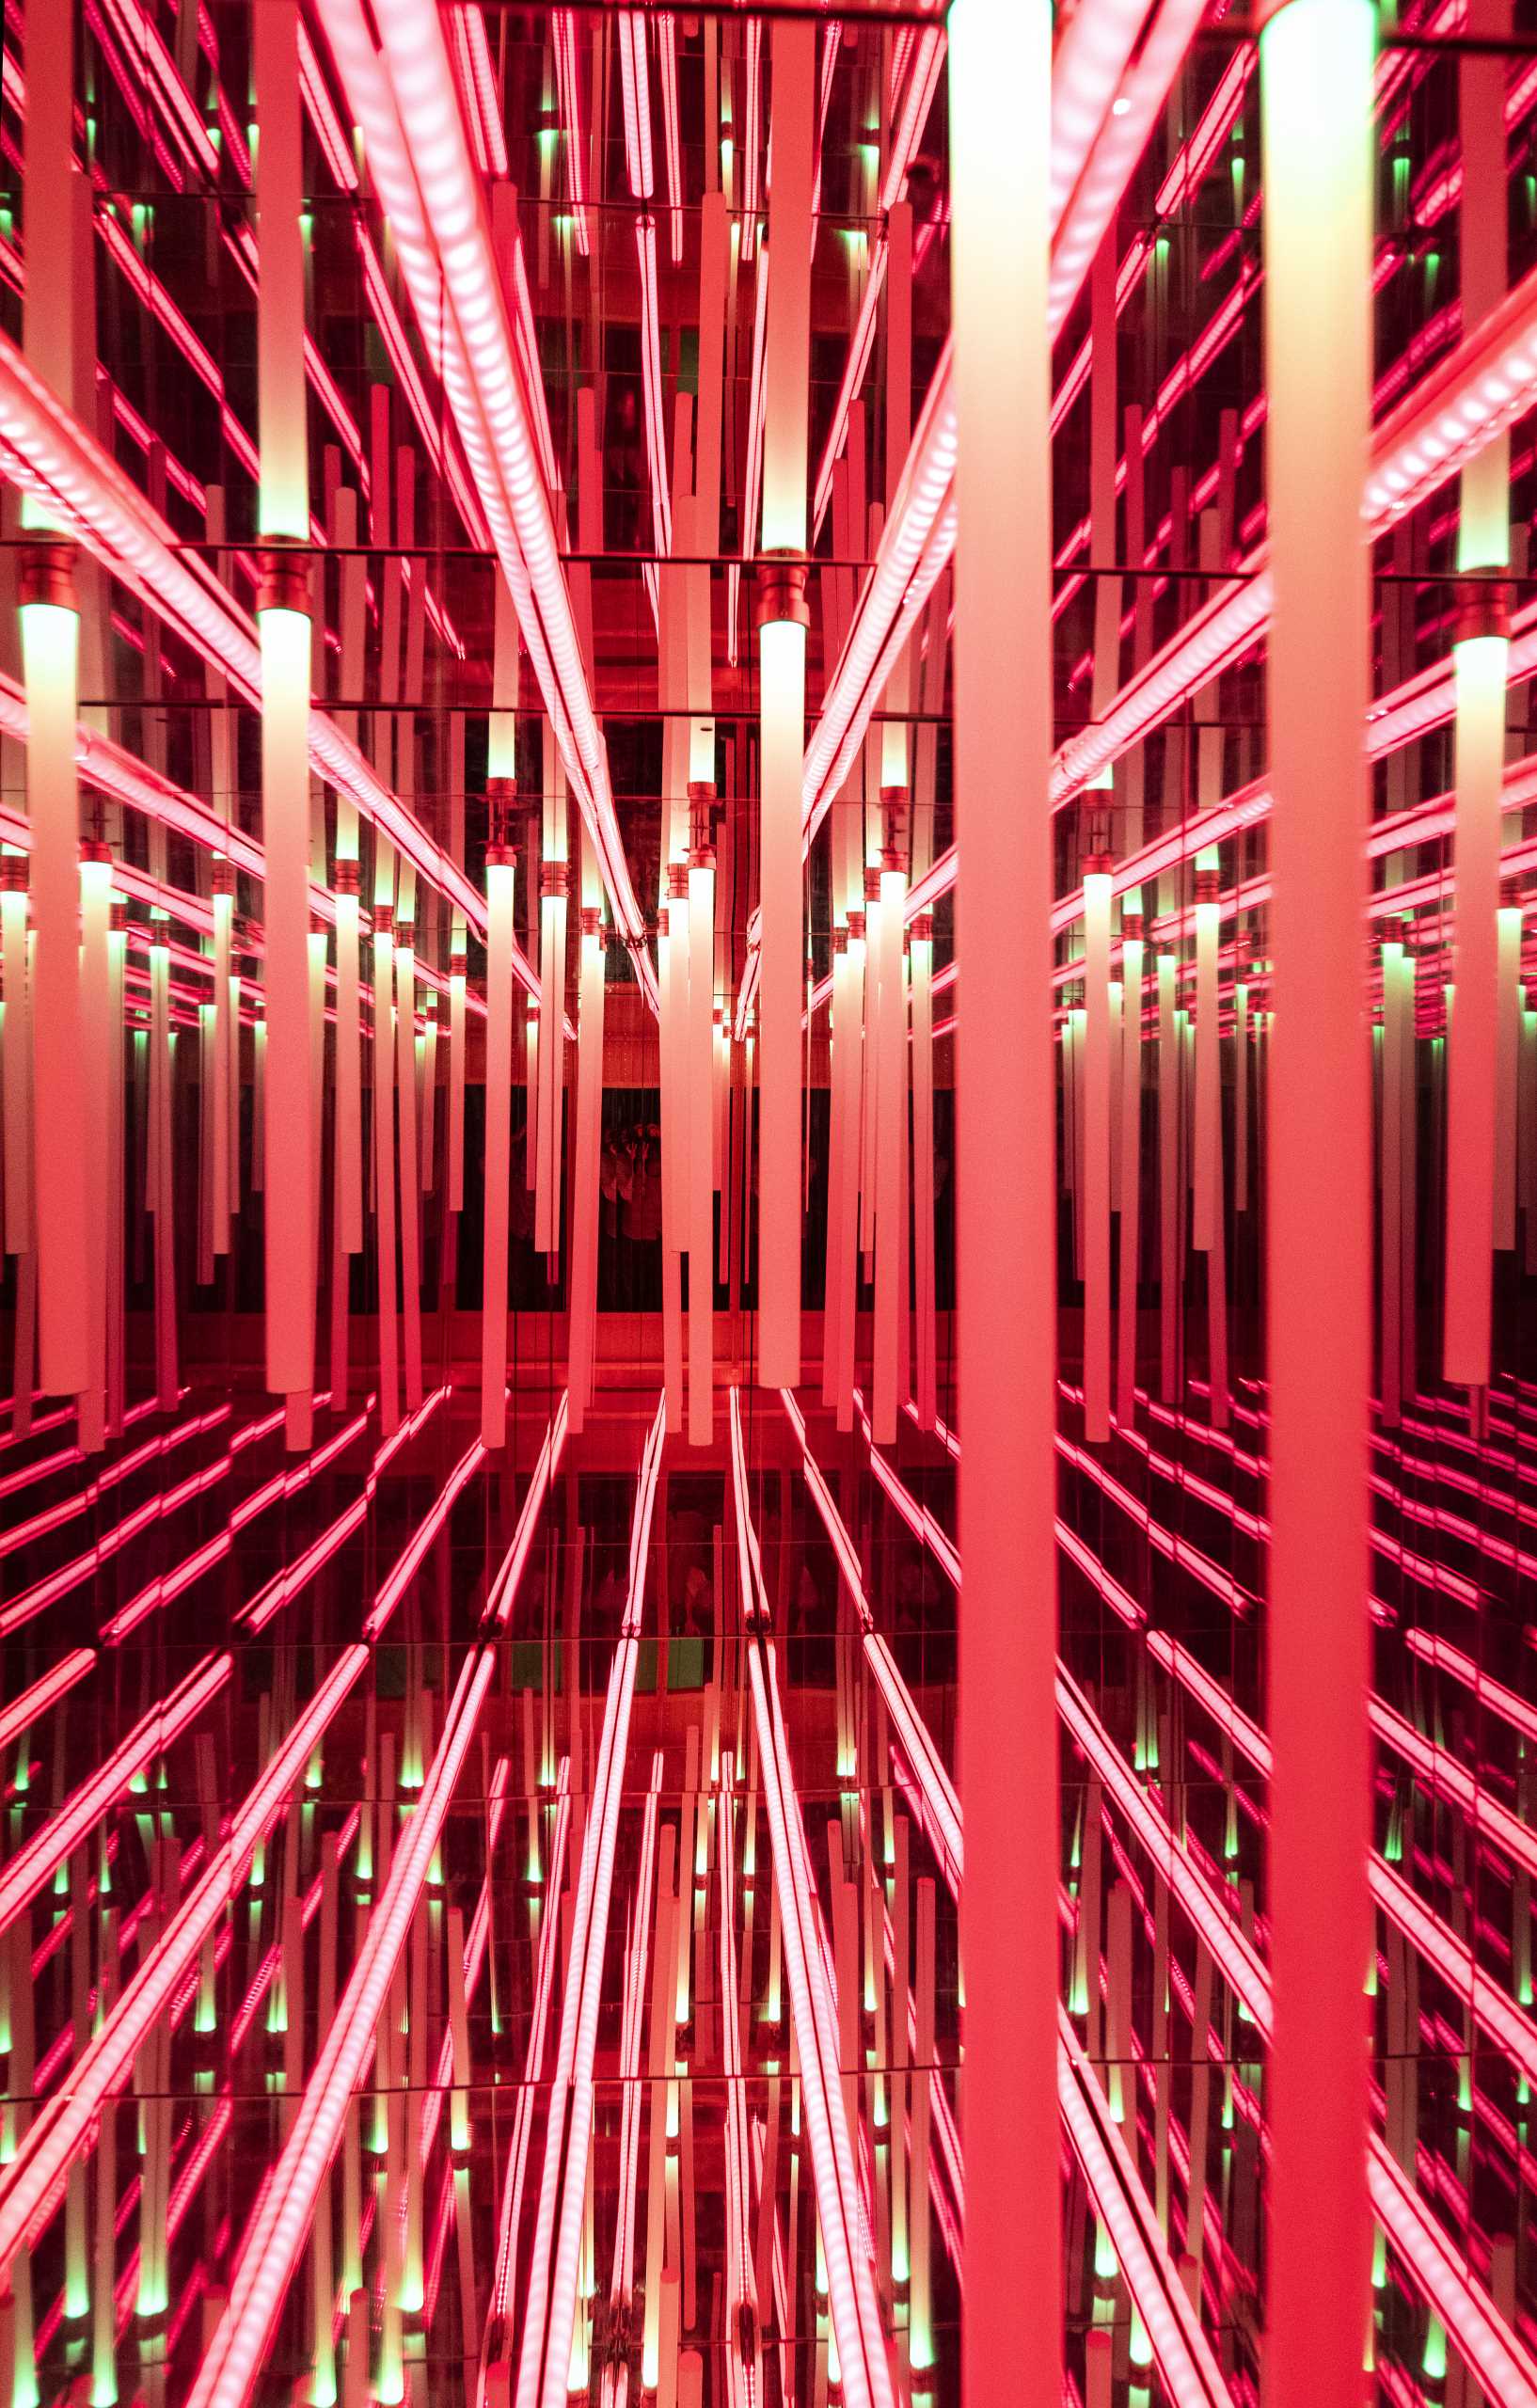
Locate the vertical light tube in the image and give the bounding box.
[688,788,717,1448]
[536,889,565,1264]
[1083,863,1113,1443]
[20,570,87,1395]
[1381,926,1405,1423]
[1260,6,1374,2406]
[755,17,816,1390]
[873,799,908,1446]
[950,7,1061,2408]
[566,895,606,1434]
[0,860,31,1260]
[149,926,179,1411]
[335,865,363,1255]
[77,848,112,1455]
[1117,909,1145,1426]
[211,863,234,1255]
[482,848,516,1450]
[911,912,937,1432]
[106,899,127,1437]
[256,0,314,1403]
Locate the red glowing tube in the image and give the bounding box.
[484,1394,570,1628]
[0,1651,94,1752]
[880,25,945,212]
[1371,1855,1537,2092]
[618,12,655,198]
[0,1398,230,1556]
[0,1651,230,1942]
[0,1638,372,2272]
[517,1401,664,2408]
[363,1434,485,1639]
[188,1646,496,2408]
[318,0,655,1003]
[1371,1699,1537,1879]
[1048,0,1155,232]
[1048,0,1206,339]
[483,1763,574,2381]
[1369,2144,1537,2407]
[729,1391,895,2408]
[96,0,219,181]
[1057,2013,1232,2408]
[0,1400,284,1639]
[718,1764,762,2408]
[1403,1628,1537,1746]
[452,6,508,178]
[0,335,513,982]
[741,18,764,257]
[551,12,592,257]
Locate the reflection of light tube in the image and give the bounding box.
[258,598,315,1400]
[483,850,515,1449]
[20,582,87,1395]
[1261,3,1376,2398]
[1083,866,1114,1440]
[688,854,716,1446]
[757,613,808,1387]
[873,856,907,1443]
[1444,629,1509,1384]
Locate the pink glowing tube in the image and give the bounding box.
[1368,2143,1537,2407]
[0,1642,368,2272]
[316,0,655,998]
[728,1390,895,2408]
[186,1646,496,2408]
[0,1651,230,1941]
[484,1394,570,1629]
[481,1762,574,2389]
[1371,1698,1537,1880]
[516,1402,664,2408]
[0,1651,94,1753]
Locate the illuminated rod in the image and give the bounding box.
[482,845,516,1448]
[483,1394,570,1629]
[515,1402,664,2408]
[0,1400,286,1637]
[0,1638,375,2272]
[658,14,682,258]
[598,1760,663,2408]
[1403,1628,1537,1744]
[0,1651,93,1752]
[0,1651,229,1941]
[1371,1698,1537,1878]
[741,19,764,256]
[481,1763,574,2389]
[0,342,530,994]
[1053,245,1537,811]
[20,560,87,1398]
[186,1646,495,2408]
[314,0,656,1001]
[1371,1854,1537,2090]
[95,1394,381,1647]
[1369,2146,1537,2407]
[718,1762,762,2408]
[551,12,592,255]
[727,1391,895,2408]
[783,1389,1234,2406]
[0,1399,233,1555]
